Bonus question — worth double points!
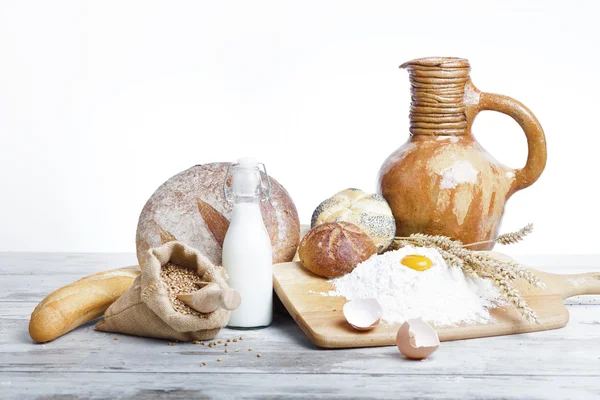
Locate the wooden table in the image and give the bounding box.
[1,253,599,399]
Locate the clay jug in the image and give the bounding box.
[377,57,547,249]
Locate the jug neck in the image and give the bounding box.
[401,57,471,137]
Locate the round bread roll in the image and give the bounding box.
[299,222,377,278]
[136,163,300,267]
[311,188,396,253]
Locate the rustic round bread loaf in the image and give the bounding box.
[298,222,377,278]
[311,188,396,253]
[136,163,300,267]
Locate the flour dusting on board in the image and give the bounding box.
[326,246,502,326]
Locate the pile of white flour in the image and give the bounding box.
[327,246,502,326]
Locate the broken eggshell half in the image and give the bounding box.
[343,298,383,331]
[396,317,440,359]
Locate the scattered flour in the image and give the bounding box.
[327,246,502,326]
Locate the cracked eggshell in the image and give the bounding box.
[396,317,440,359]
[343,298,383,331]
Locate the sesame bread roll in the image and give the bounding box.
[311,188,396,253]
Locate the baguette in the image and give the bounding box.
[29,266,140,343]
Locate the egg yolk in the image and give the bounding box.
[401,255,433,271]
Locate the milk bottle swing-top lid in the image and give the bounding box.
[224,158,271,203]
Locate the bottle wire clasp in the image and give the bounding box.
[223,162,271,204]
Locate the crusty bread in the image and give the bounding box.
[298,222,376,278]
[136,163,300,267]
[311,188,396,253]
[29,266,140,343]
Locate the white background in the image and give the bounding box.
[1,0,598,255]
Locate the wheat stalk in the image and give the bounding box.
[391,225,541,323]
[497,223,534,244]
[462,224,534,248]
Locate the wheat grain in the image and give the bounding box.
[160,263,206,316]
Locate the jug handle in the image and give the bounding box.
[474,91,547,195]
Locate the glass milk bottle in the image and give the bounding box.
[222,158,273,328]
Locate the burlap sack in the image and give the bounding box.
[96,241,230,341]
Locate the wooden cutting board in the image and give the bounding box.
[272,252,600,348]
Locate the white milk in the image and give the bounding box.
[222,159,273,328]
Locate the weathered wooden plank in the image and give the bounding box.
[0,253,138,275]
[0,372,599,400]
[1,302,599,376]
[1,253,599,399]
[1,253,598,275]
[2,265,599,305]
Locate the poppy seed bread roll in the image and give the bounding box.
[299,222,377,278]
[311,188,396,253]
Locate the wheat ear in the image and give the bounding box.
[462,224,534,248]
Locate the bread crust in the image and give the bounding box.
[136,163,300,267]
[311,188,396,253]
[29,266,140,343]
[298,222,376,278]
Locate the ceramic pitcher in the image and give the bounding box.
[377,57,547,249]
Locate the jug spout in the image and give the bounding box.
[401,57,471,137]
